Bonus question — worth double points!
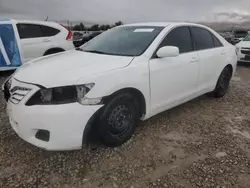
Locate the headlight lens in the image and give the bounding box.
[26,84,95,106]
[76,83,95,104]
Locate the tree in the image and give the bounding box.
[99,24,111,31]
[73,24,81,31]
[73,23,86,31]
[79,23,85,31]
[89,24,99,31]
[115,21,123,26]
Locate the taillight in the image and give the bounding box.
[60,24,73,41]
[66,30,73,40]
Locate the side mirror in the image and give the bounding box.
[156,46,179,58]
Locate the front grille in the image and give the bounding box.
[241,50,250,55]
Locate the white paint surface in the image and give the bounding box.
[6,22,238,150]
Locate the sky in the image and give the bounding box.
[1,0,250,24]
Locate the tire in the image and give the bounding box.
[213,67,232,98]
[97,93,140,147]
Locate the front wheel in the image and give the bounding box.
[213,67,232,98]
[97,93,139,147]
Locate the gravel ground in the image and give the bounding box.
[1,66,250,188]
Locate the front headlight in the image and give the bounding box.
[236,47,240,52]
[26,83,95,106]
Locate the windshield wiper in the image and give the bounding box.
[83,50,106,54]
[75,47,83,51]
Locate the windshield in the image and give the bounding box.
[80,26,164,56]
[234,31,248,37]
[235,31,247,34]
[243,35,250,41]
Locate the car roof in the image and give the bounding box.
[15,19,58,25]
[7,19,64,30]
[0,18,11,21]
[122,22,204,28]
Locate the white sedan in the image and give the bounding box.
[3,22,237,151]
[236,34,250,62]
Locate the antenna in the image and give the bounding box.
[45,16,48,21]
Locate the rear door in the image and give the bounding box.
[16,23,52,62]
[40,25,60,46]
[190,27,225,92]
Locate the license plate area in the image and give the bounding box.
[245,55,250,60]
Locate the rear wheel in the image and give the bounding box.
[97,93,139,147]
[213,67,232,98]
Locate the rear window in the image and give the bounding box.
[41,26,60,37]
[17,23,60,39]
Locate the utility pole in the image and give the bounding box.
[67,20,70,29]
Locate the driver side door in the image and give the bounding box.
[149,26,199,113]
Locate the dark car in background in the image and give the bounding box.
[219,32,233,44]
[231,29,248,45]
[73,31,102,47]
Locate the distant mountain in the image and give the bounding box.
[199,21,250,32]
[50,20,98,27]
[52,19,250,32]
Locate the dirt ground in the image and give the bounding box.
[1,66,250,188]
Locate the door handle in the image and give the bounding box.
[43,38,51,42]
[221,52,226,55]
[190,57,198,63]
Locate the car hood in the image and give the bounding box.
[13,50,134,88]
[236,41,250,48]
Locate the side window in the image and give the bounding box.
[211,34,223,47]
[191,27,214,50]
[158,26,194,54]
[17,24,43,39]
[41,26,60,37]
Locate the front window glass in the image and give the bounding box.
[159,26,194,53]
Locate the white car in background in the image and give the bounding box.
[3,22,237,151]
[13,20,74,62]
[236,34,250,63]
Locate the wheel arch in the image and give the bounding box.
[82,87,147,147]
[43,47,65,56]
[102,87,146,118]
[225,64,233,77]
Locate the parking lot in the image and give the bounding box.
[0,65,250,188]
